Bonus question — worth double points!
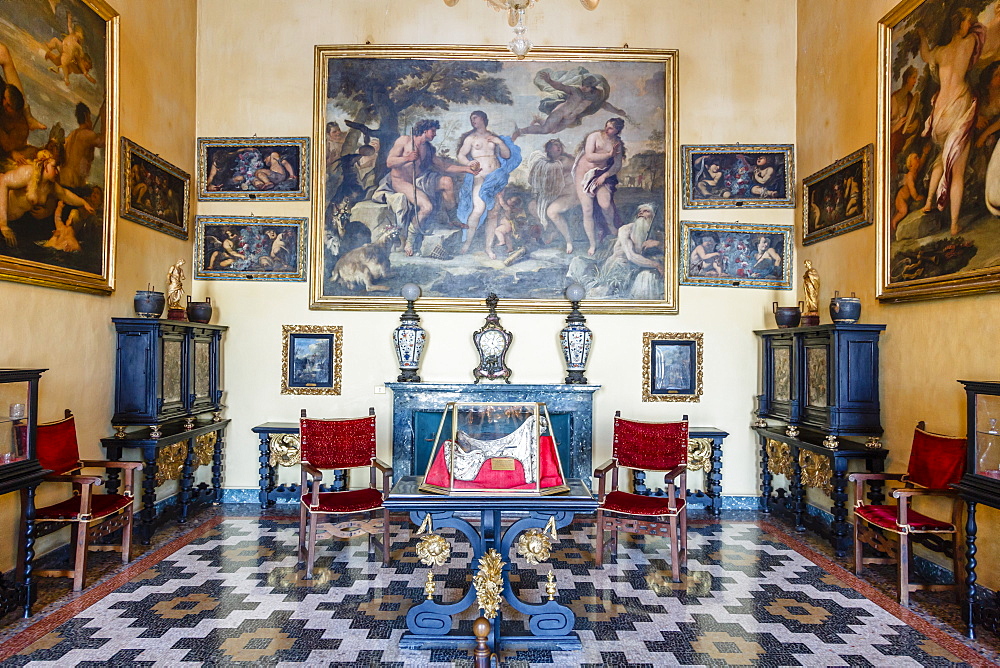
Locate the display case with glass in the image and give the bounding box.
[960,381,1000,485]
[0,368,45,488]
[419,401,569,496]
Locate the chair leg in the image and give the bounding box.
[595,510,605,567]
[951,530,962,604]
[121,509,134,564]
[382,508,390,566]
[73,522,90,592]
[668,514,680,583]
[680,508,688,571]
[297,502,307,566]
[899,533,910,607]
[305,512,319,580]
[854,519,863,576]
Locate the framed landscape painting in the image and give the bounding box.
[878,0,1000,301]
[0,0,118,294]
[310,45,678,314]
[681,144,794,209]
[281,325,342,395]
[679,220,792,290]
[197,137,309,201]
[194,216,307,281]
[803,144,873,246]
[642,332,703,402]
[120,137,190,240]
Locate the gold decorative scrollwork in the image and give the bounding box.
[414,514,452,567]
[269,434,301,467]
[155,442,187,485]
[473,548,504,620]
[822,434,839,450]
[766,439,794,478]
[687,438,712,473]
[194,432,217,468]
[865,437,883,450]
[516,516,557,565]
[799,449,832,495]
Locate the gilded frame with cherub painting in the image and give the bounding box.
[310,44,678,314]
[681,144,794,209]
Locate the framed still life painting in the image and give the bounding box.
[879,0,1000,301]
[281,324,342,395]
[679,220,792,290]
[194,216,307,281]
[197,137,309,201]
[802,144,873,246]
[681,144,795,209]
[0,0,118,294]
[642,332,703,402]
[310,45,678,314]
[120,137,190,240]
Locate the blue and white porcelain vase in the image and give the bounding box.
[393,283,425,382]
[560,284,592,384]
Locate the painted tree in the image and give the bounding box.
[326,59,514,183]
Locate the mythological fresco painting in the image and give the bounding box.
[0,0,117,293]
[311,46,677,313]
[880,0,1000,300]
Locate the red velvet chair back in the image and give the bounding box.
[613,417,688,471]
[300,415,376,470]
[907,425,966,489]
[34,414,82,475]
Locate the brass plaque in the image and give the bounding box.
[490,457,516,471]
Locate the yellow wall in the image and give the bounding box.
[195,0,797,502]
[797,0,1000,588]
[0,0,197,571]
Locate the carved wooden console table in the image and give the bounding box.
[754,425,887,557]
[102,419,229,544]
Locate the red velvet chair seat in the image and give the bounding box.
[602,490,685,517]
[37,494,133,521]
[854,504,954,532]
[303,487,383,514]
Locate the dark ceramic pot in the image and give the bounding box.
[134,290,165,319]
[830,291,862,324]
[186,296,213,324]
[773,301,803,328]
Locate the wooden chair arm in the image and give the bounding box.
[893,488,958,499]
[662,464,687,482]
[81,460,142,470]
[593,459,616,477]
[301,462,324,481]
[848,472,905,483]
[371,458,393,493]
[372,458,392,474]
[45,474,103,486]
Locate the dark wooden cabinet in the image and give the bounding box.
[0,368,50,619]
[111,319,225,434]
[756,323,886,437]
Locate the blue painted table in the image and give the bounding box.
[384,475,598,652]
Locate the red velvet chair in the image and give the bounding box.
[298,408,392,578]
[593,413,688,581]
[849,422,966,606]
[29,411,141,591]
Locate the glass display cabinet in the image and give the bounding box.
[956,380,1000,640]
[420,401,569,496]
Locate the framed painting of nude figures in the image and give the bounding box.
[120,137,190,240]
[196,137,309,201]
[0,0,118,294]
[879,0,1000,302]
[194,215,307,281]
[681,144,794,209]
[310,45,678,314]
[802,144,873,246]
[678,220,792,290]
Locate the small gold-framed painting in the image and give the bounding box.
[281,325,342,395]
[642,332,703,402]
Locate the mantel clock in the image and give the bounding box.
[472,293,512,384]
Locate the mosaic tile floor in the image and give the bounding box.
[0,508,996,667]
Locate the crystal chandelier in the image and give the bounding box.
[443,0,601,59]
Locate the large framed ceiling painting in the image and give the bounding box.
[0,0,118,294]
[310,45,678,314]
[879,0,1000,302]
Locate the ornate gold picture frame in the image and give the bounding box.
[281,324,343,395]
[642,332,703,402]
[0,0,119,294]
[311,45,678,314]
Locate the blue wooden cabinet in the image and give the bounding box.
[756,323,886,436]
[111,319,226,433]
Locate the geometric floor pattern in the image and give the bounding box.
[0,513,995,667]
